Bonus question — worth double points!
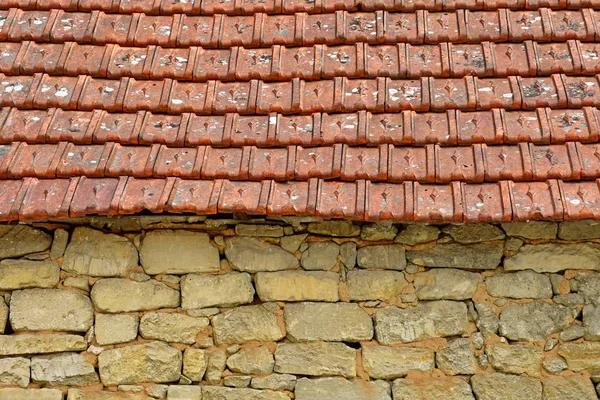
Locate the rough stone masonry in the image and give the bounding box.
[0,216,600,399]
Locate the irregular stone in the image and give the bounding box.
[550,274,565,295]
[501,221,557,240]
[227,346,274,375]
[558,220,600,240]
[0,333,86,355]
[212,305,284,344]
[98,341,182,385]
[67,389,151,399]
[280,234,307,253]
[475,303,499,337]
[139,313,209,344]
[545,338,559,352]
[584,304,600,340]
[301,242,339,270]
[255,271,339,302]
[0,259,60,290]
[505,238,523,252]
[542,376,598,400]
[436,338,478,375]
[0,388,62,400]
[275,342,356,378]
[392,377,475,400]
[572,272,600,304]
[225,237,299,272]
[95,313,139,345]
[181,273,254,310]
[442,223,505,243]
[395,225,440,246]
[295,377,391,400]
[307,221,361,237]
[362,345,434,379]
[251,374,296,391]
[486,271,552,299]
[205,348,226,384]
[560,324,585,341]
[224,375,251,388]
[285,302,373,342]
[486,343,543,376]
[543,358,568,374]
[63,277,90,292]
[235,224,284,237]
[375,301,468,344]
[50,229,69,259]
[357,245,406,270]
[202,386,289,400]
[91,278,180,313]
[32,352,99,386]
[340,242,357,269]
[504,243,600,273]
[0,357,29,388]
[347,270,409,301]
[406,242,503,270]
[553,293,584,307]
[471,373,542,400]
[10,289,93,332]
[499,300,573,341]
[0,299,6,335]
[140,230,219,275]
[414,269,481,300]
[558,342,600,373]
[472,332,484,350]
[0,225,52,259]
[182,348,207,381]
[63,227,138,277]
[361,223,398,241]
[167,386,202,400]
[146,385,168,398]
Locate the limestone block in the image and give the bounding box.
[307,221,361,237]
[413,269,481,300]
[500,221,557,240]
[251,374,296,391]
[50,229,69,259]
[301,242,339,270]
[67,390,151,399]
[32,352,99,386]
[63,227,138,277]
[0,357,29,388]
[558,220,600,240]
[347,270,409,301]
[255,271,339,302]
[557,342,600,373]
[375,301,468,344]
[357,245,406,270]
[486,343,543,377]
[227,346,274,375]
[181,273,255,309]
[486,271,552,299]
[91,279,180,313]
[274,342,356,378]
[140,230,220,275]
[182,348,208,382]
[166,386,202,400]
[0,334,87,356]
[95,314,139,345]
[202,386,289,400]
[499,301,572,341]
[284,302,373,342]
[98,342,182,385]
[442,224,505,243]
[10,289,93,332]
[362,345,434,379]
[542,376,598,400]
[395,225,440,245]
[392,377,475,400]
[361,223,398,241]
[0,225,52,259]
[471,373,542,400]
[504,244,600,273]
[0,388,63,400]
[294,378,391,400]
[436,338,478,375]
[406,243,503,270]
[139,312,209,344]
[0,260,60,290]
[235,224,284,237]
[212,305,284,344]
[225,237,299,272]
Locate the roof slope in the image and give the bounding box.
[0,0,600,222]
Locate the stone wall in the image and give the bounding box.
[0,216,599,399]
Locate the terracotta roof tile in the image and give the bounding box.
[1,2,600,222]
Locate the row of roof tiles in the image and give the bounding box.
[2,73,600,114]
[1,140,598,182]
[1,0,595,15]
[2,107,597,147]
[0,177,595,222]
[2,9,600,47]
[3,41,600,81]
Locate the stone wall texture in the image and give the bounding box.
[0,216,599,399]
